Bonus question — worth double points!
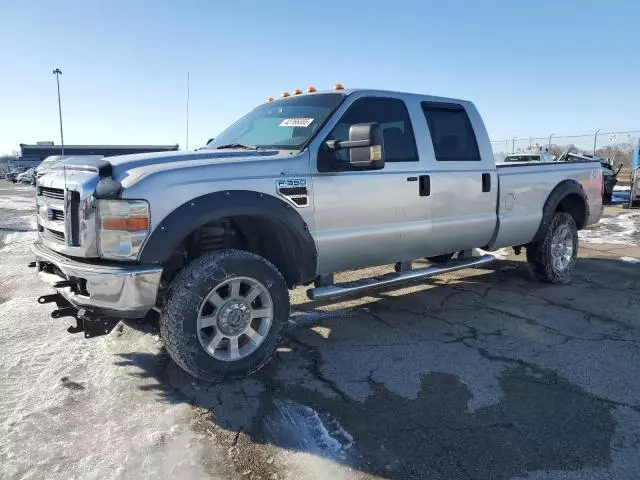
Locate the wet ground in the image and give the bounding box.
[1,183,639,480]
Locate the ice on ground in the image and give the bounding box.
[0,195,36,211]
[579,212,640,246]
[476,247,509,259]
[620,256,640,264]
[0,222,222,479]
[266,399,354,461]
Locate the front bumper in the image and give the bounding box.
[32,241,162,318]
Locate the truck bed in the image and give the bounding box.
[491,160,603,249]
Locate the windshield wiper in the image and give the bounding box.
[215,143,260,150]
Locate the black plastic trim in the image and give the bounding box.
[56,157,114,177]
[531,180,589,242]
[138,190,318,286]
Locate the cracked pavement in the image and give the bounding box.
[164,206,640,479]
[181,210,640,480]
[2,183,640,479]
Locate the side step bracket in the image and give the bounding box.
[307,254,495,301]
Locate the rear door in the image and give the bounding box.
[419,101,498,252]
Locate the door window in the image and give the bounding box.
[422,102,480,161]
[319,97,418,171]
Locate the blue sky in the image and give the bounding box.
[1,0,639,155]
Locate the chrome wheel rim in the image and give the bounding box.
[551,225,574,272]
[197,276,273,362]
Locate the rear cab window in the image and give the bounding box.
[421,102,480,161]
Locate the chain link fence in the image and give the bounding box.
[491,130,640,184]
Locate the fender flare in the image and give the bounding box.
[138,190,317,285]
[531,180,589,243]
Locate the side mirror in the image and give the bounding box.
[325,123,385,170]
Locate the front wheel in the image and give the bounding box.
[526,212,578,283]
[160,250,289,381]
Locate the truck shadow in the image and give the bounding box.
[114,257,639,479]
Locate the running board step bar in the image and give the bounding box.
[307,255,496,301]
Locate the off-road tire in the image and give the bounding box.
[427,253,455,263]
[160,249,289,382]
[526,212,578,283]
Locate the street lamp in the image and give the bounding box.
[52,68,64,155]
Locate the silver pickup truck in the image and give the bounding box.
[32,87,603,381]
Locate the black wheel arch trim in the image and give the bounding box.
[531,180,589,243]
[138,190,317,286]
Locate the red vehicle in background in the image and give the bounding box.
[5,167,27,182]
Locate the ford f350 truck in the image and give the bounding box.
[31,86,603,381]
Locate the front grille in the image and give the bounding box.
[39,187,65,200]
[51,209,64,221]
[42,227,65,243]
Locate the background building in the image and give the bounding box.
[17,143,180,167]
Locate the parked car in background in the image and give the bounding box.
[557,152,621,204]
[502,152,555,163]
[16,168,36,186]
[5,167,27,182]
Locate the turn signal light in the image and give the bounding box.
[334,83,344,90]
[307,86,317,93]
[292,88,302,95]
[267,97,274,102]
[102,217,149,231]
[281,91,290,98]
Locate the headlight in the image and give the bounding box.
[98,200,149,259]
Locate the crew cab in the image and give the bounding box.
[31,86,603,381]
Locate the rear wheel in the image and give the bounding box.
[526,212,578,283]
[160,250,289,381]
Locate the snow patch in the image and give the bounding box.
[475,247,509,260]
[0,195,36,211]
[620,257,640,264]
[0,204,218,479]
[579,212,640,246]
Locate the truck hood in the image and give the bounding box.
[106,149,282,174]
[50,148,286,185]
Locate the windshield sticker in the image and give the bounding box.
[279,118,314,128]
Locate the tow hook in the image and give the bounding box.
[37,294,121,338]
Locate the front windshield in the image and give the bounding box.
[206,93,345,150]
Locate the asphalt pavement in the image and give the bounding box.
[1,182,639,480]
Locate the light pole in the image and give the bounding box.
[593,129,600,156]
[548,133,554,150]
[52,68,64,155]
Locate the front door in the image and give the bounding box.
[310,95,432,275]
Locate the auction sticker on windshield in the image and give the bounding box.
[279,118,314,127]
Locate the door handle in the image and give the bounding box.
[482,173,491,192]
[419,175,430,197]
